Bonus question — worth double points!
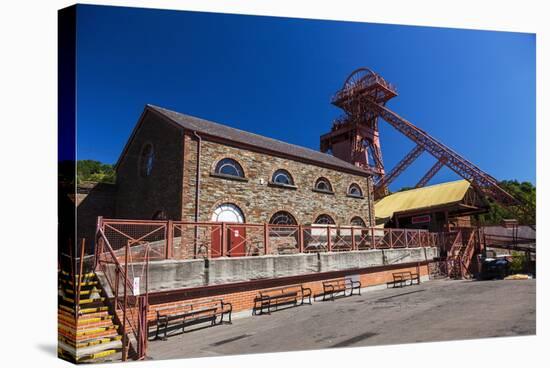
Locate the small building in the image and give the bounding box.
[374,180,488,232]
[114,104,376,228]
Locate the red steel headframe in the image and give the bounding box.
[415,159,446,188]
[327,67,532,223]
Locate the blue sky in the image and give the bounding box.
[76,5,536,190]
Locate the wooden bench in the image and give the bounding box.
[390,271,420,288]
[321,277,361,301]
[253,284,312,315]
[153,298,232,340]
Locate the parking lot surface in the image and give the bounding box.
[147,278,536,360]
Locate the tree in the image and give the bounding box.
[76,160,116,184]
[395,186,414,193]
[479,180,536,225]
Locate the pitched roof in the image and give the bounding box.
[146,104,373,177]
[374,180,471,220]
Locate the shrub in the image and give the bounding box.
[509,251,527,274]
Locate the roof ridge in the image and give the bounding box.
[146,104,373,176]
[148,104,335,159]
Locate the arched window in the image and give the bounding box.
[314,214,335,225]
[350,216,366,227]
[140,144,154,177]
[214,158,244,178]
[269,211,297,225]
[272,169,294,186]
[211,203,245,223]
[314,177,333,193]
[269,211,297,239]
[348,183,363,197]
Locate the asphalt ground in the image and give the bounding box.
[147,278,536,360]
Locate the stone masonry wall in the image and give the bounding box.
[182,133,374,226]
[76,182,116,250]
[115,111,184,220]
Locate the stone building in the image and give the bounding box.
[115,104,375,228]
[89,104,441,324]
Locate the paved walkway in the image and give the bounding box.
[147,279,536,360]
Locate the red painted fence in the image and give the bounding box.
[96,217,440,262]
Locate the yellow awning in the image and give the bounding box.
[374,180,471,221]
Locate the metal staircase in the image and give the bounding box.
[446,228,478,279]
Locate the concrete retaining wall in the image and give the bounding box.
[119,247,439,293]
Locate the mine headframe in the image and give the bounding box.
[321,67,533,225]
[320,67,397,178]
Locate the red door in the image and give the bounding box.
[229,226,246,257]
[211,226,222,258]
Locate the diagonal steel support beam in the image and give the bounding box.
[364,98,520,207]
[415,159,445,188]
[374,144,424,198]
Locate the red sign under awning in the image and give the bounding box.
[412,215,431,224]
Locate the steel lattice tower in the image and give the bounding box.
[320,67,533,224]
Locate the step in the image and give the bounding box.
[59,323,119,336]
[59,279,99,287]
[76,335,122,349]
[58,338,122,361]
[60,270,96,279]
[74,315,113,325]
[62,296,106,304]
[64,288,102,296]
[59,332,122,348]
[58,317,116,331]
[59,309,110,321]
[79,348,121,362]
[59,326,119,342]
[60,305,110,315]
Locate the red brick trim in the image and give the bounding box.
[147,260,429,305]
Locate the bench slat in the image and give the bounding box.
[253,284,311,315]
[321,277,361,301]
[154,299,232,340]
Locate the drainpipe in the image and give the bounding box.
[193,131,202,221]
[193,131,202,258]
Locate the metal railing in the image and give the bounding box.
[442,228,481,279]
[95,227,149,361]
[96,217,440,262]
[93,217,442,360]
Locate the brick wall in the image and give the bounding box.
[182,133,374,226]
[115,111,184,220]
[146,263,429,321]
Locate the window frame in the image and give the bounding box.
[269,169,297,189]
[347,183,364,198]
[139,143,155,178]
[314,214,336,225]
[211,158,248,182]
[269,211,298,237]
[211,203,246,223]
[312,177,334,194]
[269,211,298,225]
[350,216,367,228]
